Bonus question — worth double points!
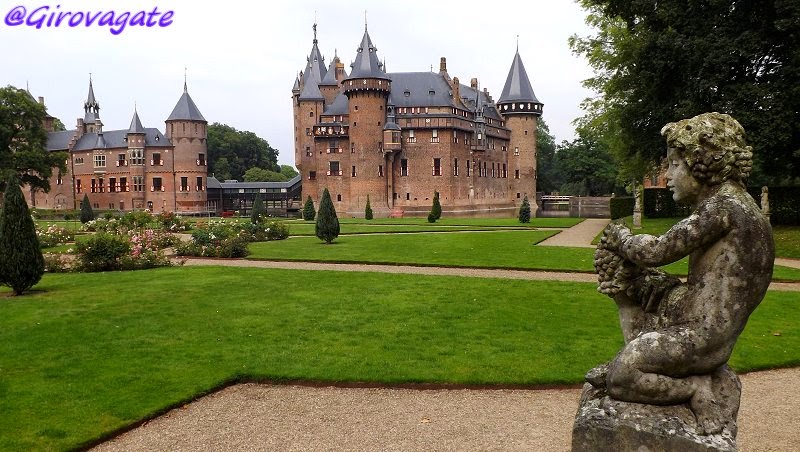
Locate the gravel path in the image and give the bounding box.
[92,368,800,451]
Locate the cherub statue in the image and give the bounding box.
[588,112,774,436]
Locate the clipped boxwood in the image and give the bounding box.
[643,188,691,218]
[610,196,635,220]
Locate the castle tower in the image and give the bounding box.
[497,48,543,212]
[125,108,147,210]
[83,77,102,134]
[342,25,391,213]
[165,81,208,212]
[294,22,328,198]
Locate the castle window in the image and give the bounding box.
[57,172,62,185]
[492,163,496,178]
[430,129,439,143]
[517,192,521,199]
[378,165,384,177]
[352,165,357,177]
[525,130,528,135]
[151,177,163,192]
[483,161,487,177]
[120,177,128,192]
[309,111,314,117]
[406,193,410,200]
[514,147,520,156]
[117,153,126,167]
[351,142,355,153]
[406,130,416,143]
[466,160,471,177]
[453,158,459,176]
[337,194,342,202]
[328,161,340,176]
[90,179,96,193]
[306,146,312,157]
[109,177,116,193]
[130,149,144,165]
[503,163,508,178]
[93,154,106,168]
[133,176,144,192]
[400,159,408,176]
[452,130,458,143]
[197,177,204,191]
[306,128,311,136]
[151,153,162,166]
[432,158,441,176]
[515,170,520,179]
[180,177,189,191]
[309,171,316,180]
[198,153,206,166]
[76,179,82,193]
[354,106,358,111]
[195,124,198,134]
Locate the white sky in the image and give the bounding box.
[2,0,596,168]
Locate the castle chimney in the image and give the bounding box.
[471,78,478,89]
[439,57,447,74]
[38,96,45,105]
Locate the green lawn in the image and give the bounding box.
[247,230,800,281]
[1,267,798,450]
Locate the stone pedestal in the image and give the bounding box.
[572,383,738,452]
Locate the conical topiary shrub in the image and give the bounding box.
[431,191,442,220]
[0,177,44,295]
[251,194,265,224]
[80,193,94,223]
[315,188,339,244]
[518,196,531,223]
[302,195,316,221]
[365,195,373,220]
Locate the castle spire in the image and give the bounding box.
[128,106,146,134]
[346,26,388,80]
[84,76,101,123]
[497,48,543,116]
[167,79,206,122]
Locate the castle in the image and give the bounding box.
[26,79,209,213]
[293,24,543,217]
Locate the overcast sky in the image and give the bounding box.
[3,0,596,168]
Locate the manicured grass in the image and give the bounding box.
[1,267,797,450]
[34,219,84,232]
[284,222,519,236]
[247,230,800,281]
[774,225,800,259]
[249,230,600,271]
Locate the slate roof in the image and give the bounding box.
[498,51,541,105]
[128,110,146,133]
[74,128,169,151]
[319,57,340,86]
[207,175,301,190]
[322,92,349,115]
[167,83,206,121]
[387,72,454,108]
[345,28,389,80]
[84,79,101,123]
[47,130,75,151]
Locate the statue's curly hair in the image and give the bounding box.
[660,112,753,186]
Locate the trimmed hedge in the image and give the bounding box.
[610,197,635,220]
[747,186,800,226]
[643,188,691,218]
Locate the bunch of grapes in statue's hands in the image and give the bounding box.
[595,223,639,297]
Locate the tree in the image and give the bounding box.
[554,135,618,196]
[0,176,44,295]
[315,188,339,244]
[243,167,288,182]
[79,194,94,223]
[536,119,560,194]
[280,165,299,179]
[251,194,265,224]
[518,196,532,223]
[431,191,442,220]
[364,195,373,220]
[0,85,67,193]
[207,123,280,181]
[571,0,800,184]
[302,196,316,221]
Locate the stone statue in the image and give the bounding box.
[761,186,770,216]
[573,113,774,452]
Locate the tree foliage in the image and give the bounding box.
[207,123,280,181]
[554,135,619,196]
[251,194,265,224]
[315,188,339,244]
[0,85,67,193]
[0,176,44,295]
[280,165,299,179]
[571,0,800,184]
[364,194,373,220]
[243,167,288,182]
[518,196,532,223]
[80,194,94,223]
[536,119,559,194]
[302,196,316,221]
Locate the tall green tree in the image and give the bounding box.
[207,123,280,181]
[571,0,800,184]
[554,135,618,196]
[364,195,373,220]
[0,176,44,295]
[302,196,316,221]
[518,196,532,223]
[280,165,299,179]
[79,194,94,223]
[315,188,339,244]
[0,85,67,193]
[251,194,265,224]
[536,118,560,194]
[243,167,288,182]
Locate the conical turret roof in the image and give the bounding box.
[299,23,328,101]
[319,56,340,86]
[346,27,389,80]
[167,82,206,122]
[84,78,100,123]
[128,108,146,133]
[498,50,541,105]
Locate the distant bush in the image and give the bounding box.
[643,188,691,218]
[36,224,74,248]
[518,196,531,223]
[79,194,94,223]
[303,196,316,221]
[747,186,800,226]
